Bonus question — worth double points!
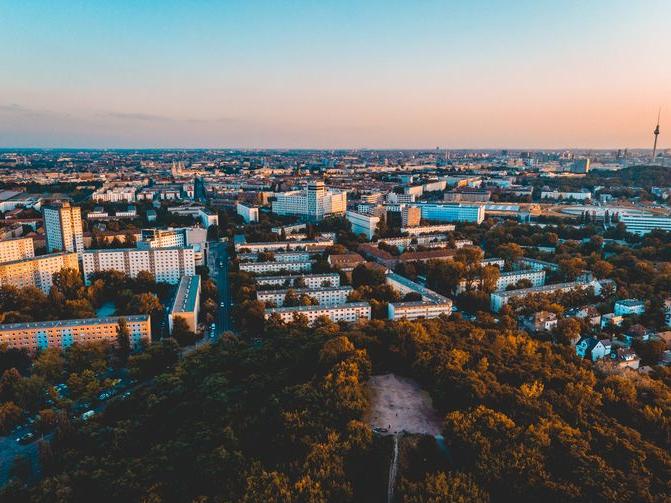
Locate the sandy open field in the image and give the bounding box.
[364,373,442,436]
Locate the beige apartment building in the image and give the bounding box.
[0,315,151,352]
[0,252,79,293]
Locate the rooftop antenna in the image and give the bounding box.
[652,108,661,162]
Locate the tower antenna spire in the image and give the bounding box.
[652,107,661,162]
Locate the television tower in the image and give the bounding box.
[652,108,661,162]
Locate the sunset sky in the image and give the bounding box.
[1,0,669,149]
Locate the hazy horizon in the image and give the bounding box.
[1,0,669,149]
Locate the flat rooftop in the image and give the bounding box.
[493,280,590,299]
[257,286,352,296]
[266,302,370,313]
[171,275,200,314]
[386,272,449,303]
[0,314,149,331]
[255,272,339,282]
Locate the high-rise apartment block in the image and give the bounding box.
[401,206,421,227]
[0,252,79,293]
[82,247,195,285]
[272,181,347,221]
[43,202,84,255]
[0,237,35,264]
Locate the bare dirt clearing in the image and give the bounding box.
[365,373,441,436]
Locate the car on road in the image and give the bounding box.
[16,432,35,445]
[81,410,95,421]
[98,390,113,401]
[372,427,389,434]
[220,302,225,307]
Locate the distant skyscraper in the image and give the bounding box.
[570,158,591,174]
[43,202,84,255]
[652,109,661,162]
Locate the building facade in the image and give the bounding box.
[346,210,380,240]
[239,260,312,274]
[0,315,151,352]
[414,203,485,224]
[43,202,84,255]
[619,215,671,235]
[264,302,371,325]
[257,286,353,307]
[234,238,334,253]
[0,252,79,293]
[401,206,421,227]
[0,237,34,264]
[236,203,260,223]
[169,275,201,333]
[255,273,340,289]
[82,247,195,285]
[272,181,347,221]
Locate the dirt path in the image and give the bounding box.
[365,373,441,436]
[387,434,399,503]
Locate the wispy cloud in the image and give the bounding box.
[0,103,39,115]
[103,111,173,122]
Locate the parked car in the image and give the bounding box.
[81,410,95,421]
[16,432,35,445]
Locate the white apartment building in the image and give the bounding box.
[115,206,137,218]
[496,269,545,291]
[238,251,313,263]
[92,185,137,203]
[0,237,34,264]
[385,272,453,320]
[257,286,353,307]
[272,181,347,221]
[490,280,602,313]
[236,203,259,223]
[235,238,334,253]
[516,257,560,272]
[0,315,150,352]
[457,269,546,294]
[271,223,307,235]
[388,301,453,321]
[619,215,671,235]
[386,192,416,204]
[239,260,312,274]
[540,190,592,201]
[346,210,380,240]
[87,207,109,219]
[138,227,207,265]
[264,302,371,325]
[400,224,456,235]
[0,252,79,293]
[255,273,340,289]
[138,228,188,249]
[199,208,218,228]
[614,299,645,316]
[43,202,84,255]
[380,234,451,252]
[82,247,195,285]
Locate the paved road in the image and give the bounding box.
[0,380,138,486]
[0,422,42,485]
[207,240,233,335]
[0,241,234,486]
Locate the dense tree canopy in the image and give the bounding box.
[3,315,668,502]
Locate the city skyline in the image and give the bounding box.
[1,0,670,149]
